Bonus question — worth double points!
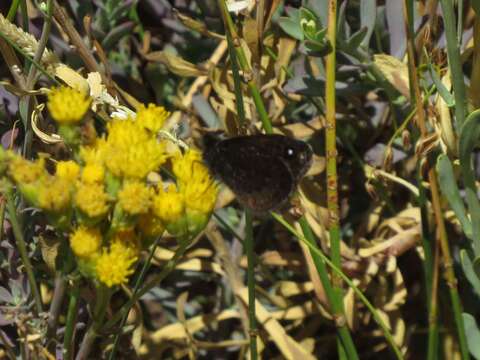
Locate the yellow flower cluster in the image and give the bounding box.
[47,87,91,125]
[1,86,218,288]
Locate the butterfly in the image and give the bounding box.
[202,133,313,212]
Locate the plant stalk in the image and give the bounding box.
[63,280,80,360]
[4,185,42,315]
[244,209,257,359]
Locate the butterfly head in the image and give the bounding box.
[278,137,313,179]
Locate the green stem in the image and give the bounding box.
[0,198,6,242]
[4,185,42,314]
[19,0,28,32]
[325,6,345,353]
[23,0,53,159]
[439,0,467,127]
[244,209,257,359]
[225,28,246,132]
[299,217,358,359]
[6,0,21,21]
[426,234,439,360]
[63,280,80,360]
[457,0,464,45]
[216,0,273,134]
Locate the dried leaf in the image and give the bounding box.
[373,54,410,98]
[144,51,208,77]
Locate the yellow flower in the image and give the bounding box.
[95,238,138,287]
[104,119,167,179]
[47,86,91,124]
[183,181,217,214]
[117,181,152,215]
[138,212,165,238]
[173,150,218,214]
[136,104,169,133]
[70,226,102,258]
[75,182,109,218]
[152,183,184,223]
[37,176,73,212]
[8,155,47,184]
[56,161,80,182]
[82,163,105,184]
[172,149,202,182]
[79,139,107,165]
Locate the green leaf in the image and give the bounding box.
[436,154,472,238]
[345,27,368,53]
[304,0,328,26]
[459,109,480,191]
[360,0,376,47]
[427,62,455,107]
[277,8,303,41]
[463,312,480,359]
[456,110,480,253]
[102,22,136,50]
[461,250,480,298]
[466,188,480,255]
[474,256,480,281]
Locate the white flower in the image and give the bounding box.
[227,0,253,14]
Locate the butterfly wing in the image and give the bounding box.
[203,136,295,212]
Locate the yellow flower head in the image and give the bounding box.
[47,86,91,125]
[79,139,107,165]
[75,182,110,218]
[172,149,202,182]
[118,181,153,215]
[70,226,102,258]
[56,161,80,182]
[95,237,138,287]
[182,168,218,214]
[82,163,105,184]
[136,104,170,133]
[8,155,47,185]
[138,212,165,238]
[152,183,184,224]
[104,118,167,179]
[173,150,218,214]
[37,176,73,212]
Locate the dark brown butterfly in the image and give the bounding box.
[202,134,313,212]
